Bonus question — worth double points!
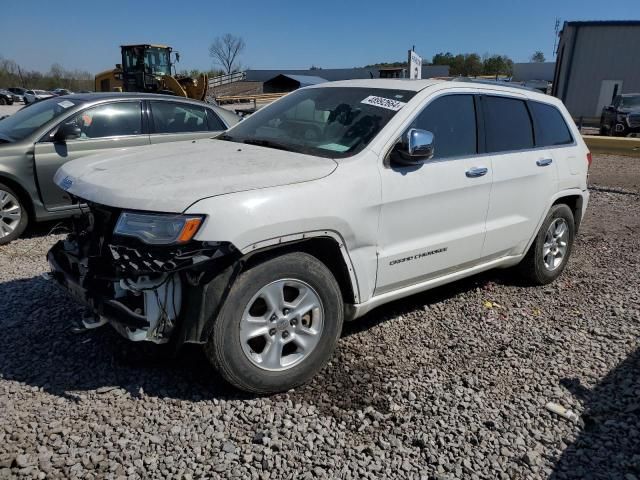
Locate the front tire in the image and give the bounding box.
[517,204,575,285]
[0,182,29,245]
[205,252,344,394]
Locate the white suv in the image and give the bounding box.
[48,80,590,393]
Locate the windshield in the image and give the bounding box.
[221,87,416,158]
[145,47,171,75]
[621,95,640,109]
[123,46,171,76]
[0,97,80,141]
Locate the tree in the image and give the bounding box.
[482,54,514,77]
[209,33,246,75]
[432,52,455,66]
[431,52,482,76]
[531,51,546,63]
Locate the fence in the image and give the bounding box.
[208,71,246,88]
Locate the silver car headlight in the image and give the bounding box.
[114,212,204,245]
[616,114,628,123]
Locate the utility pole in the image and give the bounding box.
[553,18,561,56]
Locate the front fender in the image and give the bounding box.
[184,158,381,303]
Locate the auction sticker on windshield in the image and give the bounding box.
[361,96,406,111]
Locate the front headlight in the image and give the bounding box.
[617,114,628,123]
[114,212,204,245]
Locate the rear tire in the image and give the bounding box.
[599,122,607,136]
[516,204,575,285]
[0,98,6,106]
[205,252,344,394]
[0,182,29,245]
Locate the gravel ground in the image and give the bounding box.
[0,155,639,479]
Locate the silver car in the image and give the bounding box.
[0,93,239,244]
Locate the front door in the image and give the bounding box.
[375,94,492,295]
[33,101,149,210]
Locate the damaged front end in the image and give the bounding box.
[47,203,238,344]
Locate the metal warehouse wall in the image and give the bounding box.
[554,23,640,118]
[512,62,555,82]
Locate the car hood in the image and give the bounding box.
[54,138,338,212]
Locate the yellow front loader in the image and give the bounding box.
[94,44,208,101]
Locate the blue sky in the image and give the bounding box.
[1,0,638,74]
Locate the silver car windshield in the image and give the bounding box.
[219,87,417,158]
[0,97,80,142]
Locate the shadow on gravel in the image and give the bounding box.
[0,266,521,405]
[342,267,516,338]
[21,219,72,240]
[0,275,250,403]
[550,348,640,479]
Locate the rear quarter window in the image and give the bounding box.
[483,96,534,153]
[529,101,573,147]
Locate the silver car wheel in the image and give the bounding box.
[239,279,324,372]
[0,189,21,239]
[542,218,569,271]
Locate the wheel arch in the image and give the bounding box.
[520,188,586,257]
[177,233,361,346]
[240,234,359,305]
[552,193,584,232]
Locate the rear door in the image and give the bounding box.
[148,101,227,144]
[33,101,149,210]
[481,95,558,258]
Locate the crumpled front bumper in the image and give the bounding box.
[47,241,162,336]
[47,231,237,344]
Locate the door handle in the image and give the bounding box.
[536,158,553,167]
[465,166,488,178]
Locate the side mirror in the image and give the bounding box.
[391,128,435,166]
[54,122,81,142]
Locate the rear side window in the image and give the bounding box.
[206,109,226,131]
[483,96,533,153]
[150,101,208,133]
[411,94,477,159]
[529,101,573,146]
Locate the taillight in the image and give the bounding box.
[586,152,592,169]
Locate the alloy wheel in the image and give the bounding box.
[0,189,21,239]
[239,279,324,371]
[542,218,569,271]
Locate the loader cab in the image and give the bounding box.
[120,44,173,93]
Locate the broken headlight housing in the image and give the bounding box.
[114,212,204,245]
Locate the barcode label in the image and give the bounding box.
[361,95,406,111]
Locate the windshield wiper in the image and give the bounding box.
[242,138,301,153]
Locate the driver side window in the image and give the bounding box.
[411,95,477,159]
